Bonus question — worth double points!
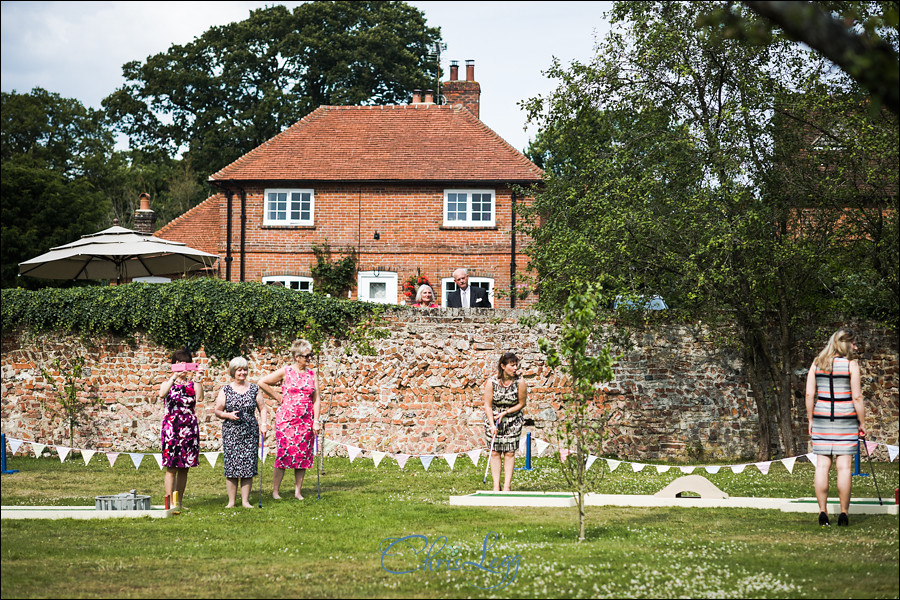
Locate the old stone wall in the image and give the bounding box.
[1,311,896,460]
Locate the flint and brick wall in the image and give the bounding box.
[2,311,897,460]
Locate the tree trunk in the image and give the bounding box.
[743,346,773,461]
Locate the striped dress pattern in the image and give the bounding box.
[811,356,858,456]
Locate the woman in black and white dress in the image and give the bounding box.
[483,352,527,492]
[215,357,267,508]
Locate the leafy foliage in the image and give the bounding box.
[522,1,898,459]
[2,278,388,360]
[39,354,99,448]
[311,242,358,299]
[102,1,442,178]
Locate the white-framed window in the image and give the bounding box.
[441,277,494,308]
[133,276,171,283]
[263,189,314,226]
[443,189,495,227]
[358,271,398,304]
[263,276,313,292]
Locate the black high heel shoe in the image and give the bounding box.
[818,512,831,526]
[837,512,849,526]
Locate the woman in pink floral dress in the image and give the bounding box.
[159,348,204,511]
[259,339,320,500]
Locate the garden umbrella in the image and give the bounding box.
[19,226,219,284]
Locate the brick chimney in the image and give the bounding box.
[443,59,480,118]
[133,193,156,234]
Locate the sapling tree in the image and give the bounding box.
[40,354,99,449]
[538,284,620,542]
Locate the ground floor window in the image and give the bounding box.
[357,271,398,304]
[262,276,313,292]
[440,277,494,308]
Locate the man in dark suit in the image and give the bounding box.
[446,268,492,308]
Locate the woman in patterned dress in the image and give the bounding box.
[215,357,267,508]
[483,352,527,492]
[805,329,866,527]
[159,348,204,511]
[259,339,320,500]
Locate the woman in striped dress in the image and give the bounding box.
[805,329,866,527]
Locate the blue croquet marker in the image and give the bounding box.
[852,440,869,477]
[515,432,533,471]
[1,434,20,474]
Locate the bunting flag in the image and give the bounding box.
[731,464,747,473]
[655,465,671,473]
[467,449,481,466]
[347,446,363,462]
[106,452,119,467]
[704,466,721,474]
[31,443,46,458]
[888,445,899,462]
[631,463,646,472]
[57,446,71,462]
[153,453,164,469]
[585,455,598,472]
[394,454,410,470]
[203,452,219,468]
[372,451,386,468]
[81,449,95,466]
[805,452,817,467]
[443,453,458,470]
[865,441,877,455]
[755,461,772,475]
[559,449,572,462]
[535,438,550,457]
[129,453,144,469]
[324,440,338,455]
[782,457,796,474]
[606,458,621,472]
[420,455,435,471]
[9,438,23,454]
[679,466,695,474]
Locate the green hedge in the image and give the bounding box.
[1,278,387,359]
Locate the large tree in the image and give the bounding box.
[103,1,441,179]
[522,1,898,459]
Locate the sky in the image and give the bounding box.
[1,1,614,154]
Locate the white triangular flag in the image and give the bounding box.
[559,449,571,462]
[535,438,550,456]
[153,454,164,469]
[782,457,796,474]
[754,461,771,475]
[324,440,339,455]
[656,464,670,473]
[679,466,695,474]
[631,463,646,472]
[865,441,877,456]
[31,443,46,457]
[731,464,746,473]
[704,466,721,474]
[888,445,898,462]
[394,454,410,469]
[805,452,818,467]
[106,452,119,467]
[203,452,219,468]
[9,438,23,454]
[467,449,481,466]
[57,446,71,462]
[585,455,598,472]
[372,451,386,468]
[81,449,95,466]
[347,446,362,462]
[606,458,621,472]
[443,453,458,470]
[420,455,435,471]
[129,453,144,469]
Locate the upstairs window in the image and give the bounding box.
[264,189,314,226]
[443,189,495,227]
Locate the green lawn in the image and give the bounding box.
[1,454,897,598]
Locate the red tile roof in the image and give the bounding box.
[210,105,543,183]
[154,194,222,257]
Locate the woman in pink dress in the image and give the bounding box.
[259,339,320,500]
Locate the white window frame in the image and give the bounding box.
[263,188,315,226]
[262,276,313,292]
[443,189,495,227]
[132,276,171,283]
[441,276,494,308]
[357,271,398,304]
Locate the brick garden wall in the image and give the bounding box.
[2,311,897,460]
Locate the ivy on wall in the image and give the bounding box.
[1,278,389,359]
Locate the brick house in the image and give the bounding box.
[156,61,543,307]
